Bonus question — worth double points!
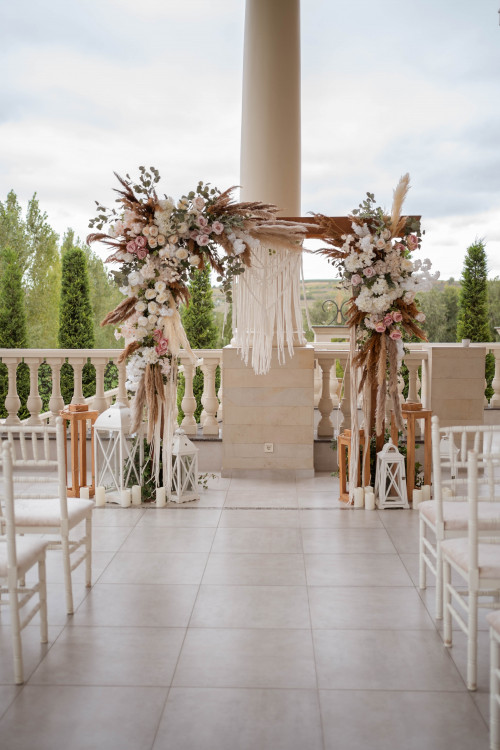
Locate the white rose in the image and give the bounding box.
[135,326,148,339]
[193,195,205,210]
[154,280,166,293]
[156,291,169,304]
[128,271,142,286]
[176,247,188,260]
[135,301,147,312]
[148,237,158,249]
[148,301,159,314]
[137,315,148,327]
[145,288,157,299]
[157,234,166,245]
[189,254,201,266]
[149,225,158,238]
[178,222,189,235]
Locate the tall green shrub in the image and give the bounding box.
[0,247,30,418]
[179,267,219,423]
[58,246,95,403]
[456,239,494,399]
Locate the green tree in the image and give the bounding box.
[58,246,95,403]
[0,191,29,271]
[487,278,500,341]
[418,284,460,342]
[0,248,30,418]
[179,267,219,422]
[456,240,494,399]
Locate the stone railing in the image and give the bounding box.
[1,343,499,437]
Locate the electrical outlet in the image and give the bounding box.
[264,442,274,453]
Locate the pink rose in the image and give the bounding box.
[196,234,210,247]
[363,266,375,278]
[390,329,402,340]
[392,311,403,323]
[126,240,137,253]
[153,329,163,342]
[190,230,200,240]
[197,215,208,228]
[394,243,405,253]
[415,312,426,323]
[136,247,148,259]
[193,196,205,211]
[383,314,393,326]
[136,236,148,248]
[212,221,224,235]
[406,234,419,250]
[155,338,169,356]
[375,323,386,333]
[351,274,362,286]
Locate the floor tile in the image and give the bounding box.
[0,686,19,721]
[29,626,185,686]
[190,585,310,629]
[219,509,300,527]
[0,625,64,686]
[211,527,302,554]
[98,551,208,585]
[120,525,216,553]
[154,687,323,750]
[25,550,115,585]
[299,508,383,527]
[224,491,299,509]
[72,583,199,628]
[320,689,488,750]
[304,553,414,587]
[202,553,306,586]
[384,526,421,553]
[173,628,317,688]
[313,629,465,691]
[301,527,396,554]
[90,525,134,551]
[138,508,221,527]
[309,586,435,630]
[0,685,167,750]
[92,507,144,526]
[297,491,344,509]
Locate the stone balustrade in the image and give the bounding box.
[1,344,500,437]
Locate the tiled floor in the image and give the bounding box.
[0,472,491,749]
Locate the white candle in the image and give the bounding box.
[365,491,376,511]
[120,489,132,508]
[131,485,142,506]
[95,486,106,507]
[413,488,423,510]
[80,487,90,499]
[422,484,431,502]
[156,487,166,508]
[354,487,364,509]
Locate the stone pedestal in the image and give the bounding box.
[428,345,485,427]
[221,345,314,475]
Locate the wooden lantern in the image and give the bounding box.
[375,439,409,509]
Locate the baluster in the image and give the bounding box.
[3,358,21,424]
[316,355,334,438]
[70,358,86,405]
[24,358,43,425]
[338,354,351,431]
[200,358,219,436]
[180,357,197,435]
[490,348,500,407]
[116,360,129,408]
[405,359,421,404]
[91,357,109,413]
[47,358,65,423]
[330,360,340,408]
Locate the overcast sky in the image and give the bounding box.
[1,0,499,282]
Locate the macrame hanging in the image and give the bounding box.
[232,244,306,375]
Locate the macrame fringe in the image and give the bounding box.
[348,326,360,505]
[232,243,305,375]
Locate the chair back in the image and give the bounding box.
[1,442,18,571]
[0,418,69,519]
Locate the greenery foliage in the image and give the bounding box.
[0,247,30,418]
[456,240,491,343]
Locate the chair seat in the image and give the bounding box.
[0,536,48,577]
[14,498,94,528]
[441,537,500,579]
[419,500,500,531]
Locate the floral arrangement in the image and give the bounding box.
[87,167,308,480]
[315,174,438,434]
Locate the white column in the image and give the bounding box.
[24,358,43,425]
[3,358,21,424]
[316,353,335,438]
[180,357,197,436]
[46,357,65,422]
[200,359,219,437]
[91,357,109,413]
[240,0,301,214]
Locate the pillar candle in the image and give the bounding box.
[365,492,376,511]
[95,486,106,507]
[80,487,90,499]
[120,489,132,508]
[422,485,431,502]
[354,487,364,509]
[156,487,166,508]
[131,485,142,506]
[413,488,423,510]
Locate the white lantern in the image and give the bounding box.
[169,428,199,504]
[94,404,143,504]
[375,439,409,509]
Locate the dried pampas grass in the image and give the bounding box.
[101,296,138,327]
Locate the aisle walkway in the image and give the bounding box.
[0,472,490,749]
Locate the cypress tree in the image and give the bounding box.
[179,267,219,423]
[456,239,494,399]
[58,246,95,403]
[0,247,30,418]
